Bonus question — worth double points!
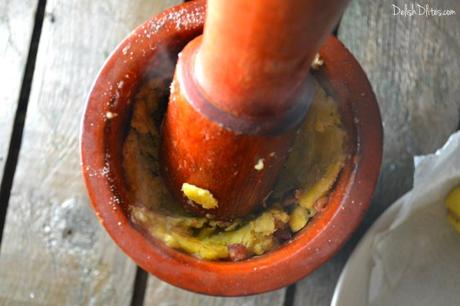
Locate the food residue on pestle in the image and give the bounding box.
[311,53,324,70]
[181,183,218,209]
[122,76,348,261]
[254,158,265,171]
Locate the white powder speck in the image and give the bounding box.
[100,166,110,176]
[106,111,118,119]
[122,44,131,55]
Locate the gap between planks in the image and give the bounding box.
[283,284,297,306]
[0,0,47,246]
[130,268,148,306]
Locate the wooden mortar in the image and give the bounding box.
[81,0,382,296]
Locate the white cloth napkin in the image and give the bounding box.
[368,131,460,306]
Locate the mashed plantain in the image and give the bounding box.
[181,183,219,210]
[446,186,460,233]
[123,77,348,261]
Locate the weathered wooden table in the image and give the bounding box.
[1,0,459,305]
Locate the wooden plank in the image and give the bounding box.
[0,0,38,186]
[294,0,460,305]
[144,276,286,306]
[0,0,181,305]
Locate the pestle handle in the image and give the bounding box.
[195,0,350,118]
[161,0,351,219]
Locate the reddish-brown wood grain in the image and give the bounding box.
[197,0,350,117]
[161,0,349,219]
[160,36,303,220]
[81,0,382,296]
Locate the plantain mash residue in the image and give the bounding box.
[123,77,348,261]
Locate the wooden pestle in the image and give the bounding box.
[160,0,349,220]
